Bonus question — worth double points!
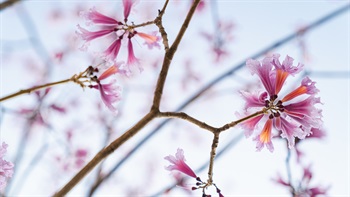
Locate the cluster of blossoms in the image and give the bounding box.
[273,165,329,196]
[76,0,161,73]
[0,142,14,191]
[164,148,224,197]
[74,64,123,113]
[240,54,322,152]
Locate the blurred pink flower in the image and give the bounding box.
[0,142,14,191]
[273,165,329,197]
[164,148,197,179]
[240,54,322,152]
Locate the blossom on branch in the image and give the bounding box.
[0,142,14,191]
[77,5,161,73]
[164,148,197,179]
[89,81,122,113]
[239,54,323,152]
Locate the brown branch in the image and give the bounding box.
[207,133,220,184]
[0,0,21,11]
[158,111,216,132]
[155,0,170,50]
[152,0,201,110]
[217,109,266,132]
[0,78,72,102]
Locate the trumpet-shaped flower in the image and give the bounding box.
[80,7,120,26]
[136,31,161,49]
[123,0,135,21]
[240,54,322,152]
[126,39,141,72]
[89,81,121,113]
[164,148,197,179]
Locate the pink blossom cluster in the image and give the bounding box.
[240,54,322,152]
[88,64,123,113]
[76,0,161,73]
[0,142,14,191]
[274,165,329,196]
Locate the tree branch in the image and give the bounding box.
[0,0,21,11]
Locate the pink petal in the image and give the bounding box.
[137,31,161,49]
[81,7,120,26]
[239,91,267,109]
[123,0,134,20]
[127,39,141,72]
[246,57,275,96]
[164,148,197,178]
[76,24,114,42]
[98,63,125,80]
[254,118,274,152]
[282,77,319,102]
[103,39,122,61]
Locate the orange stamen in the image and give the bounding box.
[275,70,289,94]
[282,86,307,102]
[260,119,273,143]
[137,32,157,43]
[98,65,119,80]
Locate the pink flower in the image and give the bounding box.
[164,148,197,179]
[103,38,122,62]
[98,63,126,80]
[273,165,329,197]
[254,118,274,152]
[77,8,122,56]
[89,81,122,113]
[136,31,161,49]
[246,57,275,96]
[74,149,88,168]
[123,0,135,21]
[80,7,120,26]
[272,54,303,94]
[240,54,322,152]
[239,91,267,110]
[76,25,114,42]
[0,142,14,191]
[127,39,141,72]
[282,77,319,102]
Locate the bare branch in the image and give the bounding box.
[0,0,21,11]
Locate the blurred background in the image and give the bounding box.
[1,0,349,196]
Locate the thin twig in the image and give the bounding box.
[152,0,201,110]
[158,112,217,132]
[155,0,170,50]
[0,0,21,11]
[0,78,72,102]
